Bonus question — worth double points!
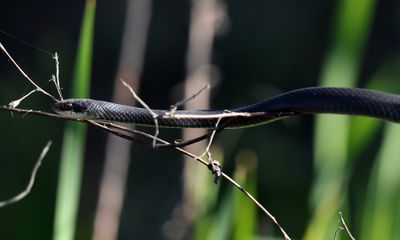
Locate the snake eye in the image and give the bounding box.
[52,101,74,113]
[52,100,90,119]
[66,103,73,110]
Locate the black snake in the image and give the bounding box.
[52,87,400,128]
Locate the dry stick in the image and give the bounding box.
[1,40,62,102]
[164,111,258,119]
[333,227,344,240]
[0,106,291,240]
[52,53,63,100]
[168,84,210,115]
[0,45,287,236]
[198,117,223,181]
[0,42,58,101]
[158,129,217,148]
[121,79,159,147]
[0,106,155,146]
[222,172,291,240]
[157,84,216,148]
[0,106,74,120]
[0,105,212,147]
[178,0,223,235]
[0,141,52,208]
[0,42,291,236]
[339,212,356,240]
[122,81,221,150]
[199,117,221,159]
[159,110,286,149]
[8,89,38,108]
[90,121,291,240]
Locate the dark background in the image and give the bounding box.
[1,0,400,239]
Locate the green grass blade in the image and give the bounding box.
[348,59,400,161]
[194,150,257,240]
[205,191,234,240]
[358,57,400,240]
[53,1,96,240]
[359,123,400,239]
[304,0,376,239]
[192,147,223,240]
[233,150,257,240]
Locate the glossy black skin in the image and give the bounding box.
[53,87,400,128]
[53,100,89,113]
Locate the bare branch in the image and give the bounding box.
[51,52,63,101]
[168,83,210,114]
[198,116,223,181]
[222,172,291,240]
[0,42,58,101]
[0,141,52,208]
[121,79,159,147]
[334,227,344,240]
[1,37,290,240]
[0,104,291,240]
[88,121,291,239]
[8,89,38,108]
[0,105,80,120]
[164,111,261,120]
[338,212,356,240]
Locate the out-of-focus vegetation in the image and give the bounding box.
[1,1,400,239]
[53,1,95,240]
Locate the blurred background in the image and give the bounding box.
[1,0,400,239]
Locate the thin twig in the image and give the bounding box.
[339,212,356,240]
[156,118,233,148]
[0,105,211,147]
[334,227,344,240]
[0,52,287,237]
[222,172,291,240]
[0,42,58,101]
[121,79,159,147]
[168,84,210,115]
[52,52,63,100]
[0,141,52,208]
[1,40,290,239]
[0,105,291,240]
[0,105,80,120]
[8,89,38,108]
[89,121,154,145]
[200,116,222,159]
[198,117,223,181]
[88,121,291,239]
[163,111,262,120]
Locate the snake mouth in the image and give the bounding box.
[52,101,71,113]
[52,99,91,119]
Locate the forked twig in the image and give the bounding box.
[0,42,57,101]
[334,226,344,240]
[336,212,356,240]
[222,172,291,240]
[88,121,291,240]
[8,89,38,108]
[168,83,210,115]
[0,141,52,208]
[197,116,223,181]
[0,104,291,239]
[52,52,63,100]
[121,79,159,147]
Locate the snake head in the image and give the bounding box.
[52,99,90,119]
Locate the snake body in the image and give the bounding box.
[52,87,400,128]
